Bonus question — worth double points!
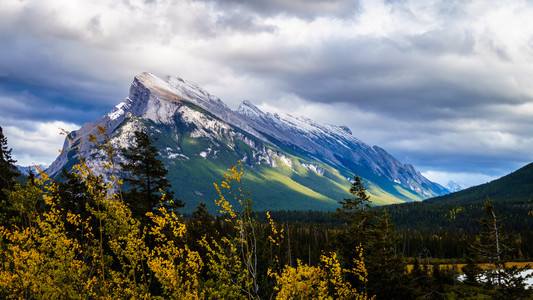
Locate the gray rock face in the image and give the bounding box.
[47,72,448,200]
[234,101,448,197]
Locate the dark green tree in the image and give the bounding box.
[185,202,219,278]
[333,176,375,276]
[471,197,532,298]
[187,202,217,244]
[120,130,183,223]
[333,175,409,299]
[55,168,103,242]
[0,126,22,226]
[333,175,371,223]
[461,256,481,286]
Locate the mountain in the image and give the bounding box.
[384,162,533,233]
[16,164,48,176]
[445,180,466,193]
[47,72,447,212]
[425,162,533,205]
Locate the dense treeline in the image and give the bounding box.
[0,127,372,299]
[1,126,532,299]
[383,199,533,260]
[257,197,533,261]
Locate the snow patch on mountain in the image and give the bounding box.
[235,100,448,197]
[108,99,130,120]
[301,163,325,176]
[47,72,448,202]
[279,153,293,168]
[16,164,48,175]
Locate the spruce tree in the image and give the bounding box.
[0,126,21,226]
[0,126,20,193]
[333,175,372,223]
[120,130,183,223]
[333,175,407,299]
[471,197,532,297]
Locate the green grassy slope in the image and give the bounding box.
[140,120,422,212]
[425,162,533,205]
[382,162,533,232]
[88,102,428,213]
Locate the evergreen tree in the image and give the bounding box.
[333,175,408,299]
[461,256,481,286]
[120,130,183,223]
[333,175,372,223]
[55,169,102,243]
[0,126,20,193]
[186,202,218,252]
[0,126,21,226]
[471,197,532,297]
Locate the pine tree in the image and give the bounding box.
[333,175,407,299]
[473,197,509,288]
[461,256,481,286]
[333,175,375,280]
[471,197,532,297]
[0,126,20,193]
[333,175,372,223]
[55,169,101,243]
[0,126,22,226]
[120,130,183,223]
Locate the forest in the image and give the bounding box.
[1,125,532,299]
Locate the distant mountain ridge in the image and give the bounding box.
[383,162,533,236]
[16,165,48,176]
[47,72,448,212]
[445,180,467,193]
[425,162,533,205]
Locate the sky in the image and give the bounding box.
[1,0,533,188]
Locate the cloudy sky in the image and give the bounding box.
[1,0,533,188]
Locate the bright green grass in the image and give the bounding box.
[73,112,428,214]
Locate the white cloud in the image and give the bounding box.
[1,0,533,184]
[2,120,80,166]
[422,170,497,188]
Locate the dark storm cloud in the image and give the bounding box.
[0,30,127,125]
[0,82,108,125]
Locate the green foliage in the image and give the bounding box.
[0,126,20,190]
[120,130,183,222]
[470,197,533,297]
[2,124,533,299]
[462,257,482,286]
[0,126,22,226]
[383,198,533,259]
[333,175,408,299]
[333,175,372,222]
[427,162,533,205]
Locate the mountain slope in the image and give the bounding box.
[47,72,447,212]
[424,162,533,205]
[383,162,533,233]
[236,100,447,198]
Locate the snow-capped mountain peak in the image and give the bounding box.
[237,100,266,119]
[47,72,448,211]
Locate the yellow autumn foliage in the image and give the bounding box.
[0,129,373,299]
[271,250,374,300]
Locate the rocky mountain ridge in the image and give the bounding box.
[47,72,448,211]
